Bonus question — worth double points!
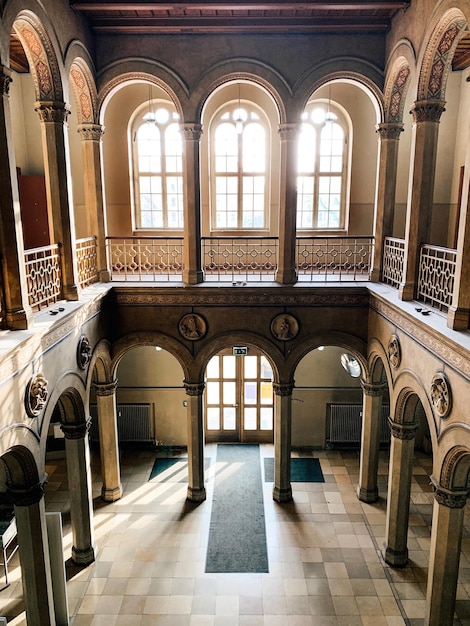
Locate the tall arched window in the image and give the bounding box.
[297,103,348,230]
[212,103,268,230]
[133,104,183,229]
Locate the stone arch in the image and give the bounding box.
[68,56,98,125]
[1,445,42,492]
[88,339,113,388]
[367,336,395,390]
[417,8,467,102]
[383,56,412,124]
[438,443,470,492]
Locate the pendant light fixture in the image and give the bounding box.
[143,84,156,124]
[325,83,335,123]
[234,82,245,134]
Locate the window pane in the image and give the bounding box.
[244,408,257,430]
[243,176,265,228]
[207,381,220,404]
[166,176,184,228]
[244,382,257,404]
[207,407,220,430]
[165,123,183,172]
[223,407,236,430]
[298,123,316,173]
[223,355,236,378]
[215,123,238,173]
[244,356,257,378]
[207,356,219,378]
[260,356,273,379]
[260,408,273,430]
[223,381,236,405]
[243,123,265,173]
[260,382,273,404]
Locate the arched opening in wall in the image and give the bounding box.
[204,347,274,444]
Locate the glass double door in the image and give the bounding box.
[204,350,274,443]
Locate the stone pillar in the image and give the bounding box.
[370,123,404,282]
[357,381,386,503]
[61,421,96,565]
[399,100,445,301]
[77,123,110,282]
[425,479,467,626]
[180,124,203,285]
[35,100,79,300]
[383,419,418,566]
[0,67,32,329]
[272,382,294,502]
[276,124,299,285]
[94,381,122,502]
[184,381,206,502]
[9,479,56,626]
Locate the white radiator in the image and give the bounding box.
[89,404,154,444]
[327,404,390,446]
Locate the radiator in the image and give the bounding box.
[89,404,154,444]
[327,404,390,446]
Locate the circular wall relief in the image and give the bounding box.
[271,314,299,341]
[387,334,401,368]
[431,372,452,419]
[179,313,207,341]
[25,373,49,418]
[77,335,92,370]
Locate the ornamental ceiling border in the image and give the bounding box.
[370,295,470,382]
[383,60,411,124]
[70,61,98,125]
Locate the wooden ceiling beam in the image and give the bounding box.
[71,1,409,11]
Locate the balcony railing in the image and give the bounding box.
[418,244,456,312]
[76,236,99,288]
[106,237,184,282]
[202,237,278,282]
[296,236,373,281]
[382,237,405,288]
[25,244,61,311]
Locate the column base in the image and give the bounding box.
[275,268,297,285]
[398,281,415,301]
[99,269,111,282]
[72,544,96,566]
[62,283,79,301]
[368,268,381,283]
[101,484,122,502]
[447,305,470,331]
[183,269,204,285]
[272,485,293,503]
[5,307,32,330]
[187,486,206,502]
[357,486,378,503]
[384,544,408,567]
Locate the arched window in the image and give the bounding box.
[212,104,268,230]
[133,104,183,230]
[297,103,348,230]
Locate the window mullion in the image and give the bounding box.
[238,131,243,229]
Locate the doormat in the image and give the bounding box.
[263,457,324,482]
[149,457,211,482]
[205,444,269,573]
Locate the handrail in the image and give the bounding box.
[24,244,61,310]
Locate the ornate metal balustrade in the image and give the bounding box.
[202,237,278,282]
[382,237,405,288]
[76,237,98,288]
[296,236,373,281]
[24,244,61,310]
[418,244,456,311]
[106,237,184,281]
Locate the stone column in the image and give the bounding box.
[94,380,122,502]
[77,123,110,282]
[370,123,404,282]
[425,479,467,626]
[9,480,56,626]
[383,419,418,566]
[272,382,294,502]
[61,421,96,565]
[399,100,445,301]
[180,124,203,285]
[357,381,386,503]
[0,67,32,329]
[184,381,206,502]
[276,124,299,285]
[35,100,79,300]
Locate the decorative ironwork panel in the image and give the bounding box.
[76,237,98,288]
[106,237,184,282]
[202,237,278,282]
[382,237,405,288]
[24,244,61,310]
[418,244,456,311]
[296,236,372,281]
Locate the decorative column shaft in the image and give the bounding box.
[276,124,299,285]
[77,124,110,281]
[272,382,294,502]
[94,380,122,502]
[180,124,203,285]
[425,479,467,626]
[357,381,387,503]
[61,421,96,564]
[0,66,32,329]
[399,99,445,301]
[384,419,418,566]
[9,480,56,626]
[184,381,206,502]
[35,100,79,300]
[370,123,404,282]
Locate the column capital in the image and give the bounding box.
[34,100,71,124]
[361,380,387,397]
[9,480,47,507]
[184,381,205,396]
[61,420,90,440]
[272,382,295,397]
[0,65,13,96]
[431,477,468,509]
[388,419,418,440]
[375,122,404,140]
[179,123,203,141]
[93,380,118,396]
[278,123,300,141]
[410,99,446,123]
[77,123,105,141]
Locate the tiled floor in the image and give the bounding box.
[1,444,470,625]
